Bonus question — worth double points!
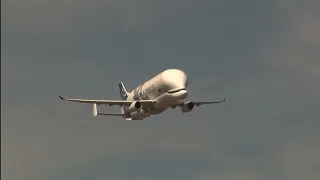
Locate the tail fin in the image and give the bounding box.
[118,82,129,100]
[118,82,130,118]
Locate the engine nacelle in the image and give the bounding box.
[128,101,142,112]
[181,102,195,113]
[126,101,150,120]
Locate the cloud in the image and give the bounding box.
[2,0,195,34]
[45,149,216,180]
[197,171,261,180]
[260,0,320,94]
[2,103,213,180]
[279,136,320,180]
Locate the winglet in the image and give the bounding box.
[58,96,65,100]
[222,97,226,102]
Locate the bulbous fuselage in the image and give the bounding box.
[125,69,189,120]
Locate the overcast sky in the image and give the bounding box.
[2,0,320,180]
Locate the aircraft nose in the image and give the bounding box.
[177,73,188,88]
[174,89,188,99]
[181,90,188,99]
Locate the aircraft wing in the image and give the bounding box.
[193,98,226,106]
[96,112,124,116]
[178,98,226,107]
[58,96,158,106]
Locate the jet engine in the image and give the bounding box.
[126,101,150,120]
[180,102,195,113]
[128,101,142,112]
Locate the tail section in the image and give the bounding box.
[118,82,129,100]
[118,82,130,118]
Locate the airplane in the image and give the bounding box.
[59,69,226,120]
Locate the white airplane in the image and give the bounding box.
[59,69,226,120]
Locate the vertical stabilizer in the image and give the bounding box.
[118,82,130,118]
[118,82,129,100]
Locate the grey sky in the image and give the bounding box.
[2,0,320,180]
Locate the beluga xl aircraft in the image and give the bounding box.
[59,69,226,120]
